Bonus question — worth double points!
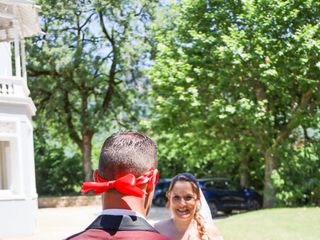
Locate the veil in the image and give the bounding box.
[199,189,213,223]
[199,189,225,240]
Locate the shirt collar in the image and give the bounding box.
[101,208,147,220]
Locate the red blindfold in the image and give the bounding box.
[81,168,159,198]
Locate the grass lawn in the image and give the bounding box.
[214,207,320,240]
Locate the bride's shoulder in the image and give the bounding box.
[154,219,172,231]
[154,219,175,237]
[204,222,222,238]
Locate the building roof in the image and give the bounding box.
[0,0,41,42]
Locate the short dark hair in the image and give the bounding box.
[98,131,157,180]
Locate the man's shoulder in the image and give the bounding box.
[66,228,173,240]
[65,214,174,240]
[119,230,174,240]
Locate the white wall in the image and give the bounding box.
[0,43,12,76]
[0,1,39,237]
[0,107,37,237]
[0,198,37,236]
[0,141,10,189]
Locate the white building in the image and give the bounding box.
[0,0,41,237]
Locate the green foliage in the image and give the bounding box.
[272,140,320,206]
[147,0,320,206]
[34,128,82,196]
[28,0,159,182]
[35,147,82,196]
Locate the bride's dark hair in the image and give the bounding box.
[166,173,207,239]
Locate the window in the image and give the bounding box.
[0,141,10,190]
[203,179,230,190]
[204,180,215,188]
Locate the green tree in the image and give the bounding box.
[27,0,158,181]
[148,0,320,207]
[34,128,83,195]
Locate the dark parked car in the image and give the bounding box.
[199,178,263,217]
[152,177,263,217]
[152,178,171,207]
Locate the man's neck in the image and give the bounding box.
[102,192,148,216]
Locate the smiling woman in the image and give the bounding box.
[154,173,224,240]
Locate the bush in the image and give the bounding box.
[35,143,83,196]
[273,141,320,206]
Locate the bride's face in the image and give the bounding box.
[168,181,199,221]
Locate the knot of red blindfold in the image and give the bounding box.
[81,168,159,198]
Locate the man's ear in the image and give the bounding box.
[93,169,100,182]
[147,169,159,193]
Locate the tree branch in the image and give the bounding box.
[98,10,114,44]
[63,90,82,148]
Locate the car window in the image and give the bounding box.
[203,180,215,188]
[155,182,169,191]
[214,180,229,190]
[202,179,231,190]
[156,183,164,189]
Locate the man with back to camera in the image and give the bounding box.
[66,131,173,240]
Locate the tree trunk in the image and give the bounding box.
[263,148,276,208]
[240,155,249,187]
[82,128,93,182]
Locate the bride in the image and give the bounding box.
[154,173,224,240]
